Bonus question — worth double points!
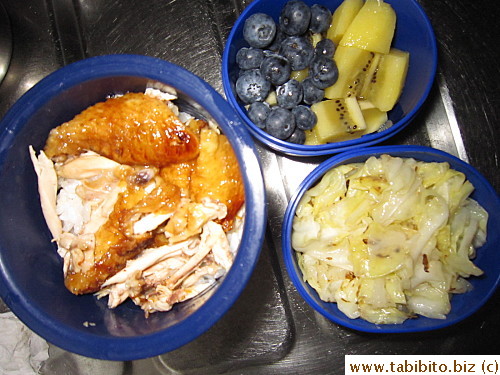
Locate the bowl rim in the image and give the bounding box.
[221,0,438,156]
[0,54,267,360]
[281,145,500,333]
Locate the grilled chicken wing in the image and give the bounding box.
[44,93,199,166]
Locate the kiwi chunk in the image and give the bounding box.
[326,0,364,44]
[306,99,388,145]
[365,48,409,112]
[357,100,377,110]
[362,107,388,133]
[309,98,367,143]
[304,127,320,145]
[339,0,396,54]
[325,46,380,100]
[359,52,382,99]
[290,68,309,82]
[344,97,367,131]
[265,90,277,106]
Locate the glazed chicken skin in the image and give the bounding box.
[190,127,245,232]
[44,93,199,166]
[32,91,245,302]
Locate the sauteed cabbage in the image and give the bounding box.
[292,155,488,324]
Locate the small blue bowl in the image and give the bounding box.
[282,145,500,332]
[222,0,438,156]
[0,55,267,359]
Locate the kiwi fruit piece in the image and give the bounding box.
[325,46,381,100]
[265,90,277,106]
[365,48,409,111]
[361,106,388,133]
[357,100,377,110]
[308,98,367,143]
[339,0,396,54]
[359,52,382,99]
[304,127,320,145]
[290,68,309,82]
[305,99,387,145]
[344,97,367,130]
[311,33,323,47]
[327,0,364,45]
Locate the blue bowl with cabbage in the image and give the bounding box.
[282,145,500,332]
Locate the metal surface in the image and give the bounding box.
[0,2,11,84]
[0,0,499,373]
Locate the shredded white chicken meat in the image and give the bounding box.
[31,145,244,315]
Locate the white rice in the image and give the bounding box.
[56,179,89,235]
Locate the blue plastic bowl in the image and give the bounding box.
[0,55,267,360]
[222,0,437,156]
[282,145,500,332]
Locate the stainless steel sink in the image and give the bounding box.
[0,0,498,373]
[0,2,12,84]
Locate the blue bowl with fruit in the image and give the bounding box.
[222,0,437,156]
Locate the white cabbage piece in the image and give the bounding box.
[406,282,451,320]
[292,154,488,324]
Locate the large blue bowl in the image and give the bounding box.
[282,145,500,332]
[222,0,438,156]
[0,55,267,360]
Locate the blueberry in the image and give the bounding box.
[247,101,271,129]
[279,0,311,36]
[267,29,287,52]
[286,128,306,144]
[235,69,271,104]
[302,77,325,105]
[260,53,291,86]
[309,4,332,34]
[314,38,336,59]
[292,105,317,130]
[243,13,277,49]
[265,107,295,140]
[280,36,314,71]
[309,55,339,89]
[276,79,303,109]
[236,47,265,70]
